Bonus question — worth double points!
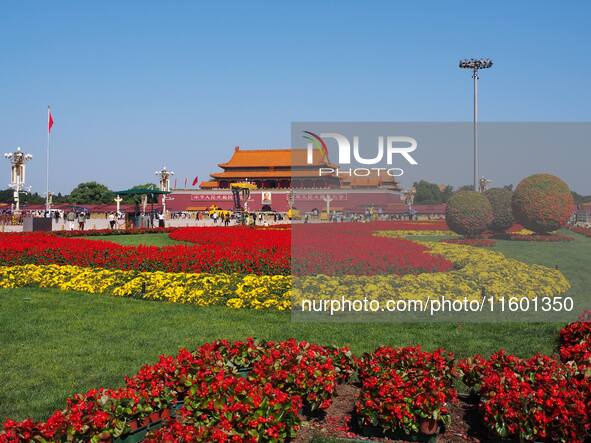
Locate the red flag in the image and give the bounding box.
[192,176,199,186]
[48,107,54,133]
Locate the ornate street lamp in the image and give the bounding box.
[4,147,33,214]
[459,58,493,192]
[479,176,492,193]
[155,166,174,214]
[231,181,257,224]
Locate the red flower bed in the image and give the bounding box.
[505,233,574,242]
[0,223,453,276]
[291,223,454,275]
[355,346,457,436]
[559,321,591,370]
[0,339,339,443]
[174,373,301,442]
[3,337,591,442]
[571,226,591,238]
[0,229,290,275]
[459,350,590,442]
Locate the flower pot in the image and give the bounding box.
[115,428,149,443]
[171,400,184,418]
[128,420,140,432]
[419,419,438,435]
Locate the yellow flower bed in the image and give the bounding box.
[0,242,570,310]
[0,265,292,310]
[293,241,570,303]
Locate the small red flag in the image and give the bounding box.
[48,107,54,133]
[192,176,199,186]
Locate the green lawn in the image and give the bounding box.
[492,232,591,312]
[0,288,561,421]
[2,230,588,422]
[80,233,184,247]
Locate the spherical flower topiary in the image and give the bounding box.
[484,188,514,233]
[445,191,493,237]
[511,174,575,234]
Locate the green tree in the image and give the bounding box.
[121,183,159,204]
[0,189,45,205]
[413,180,453,204]
[0,189,13,203]
[69,182,114,204]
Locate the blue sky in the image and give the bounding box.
[1,1,590,194]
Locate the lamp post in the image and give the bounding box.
[459,58,493,192]
[155,166,174,214]
[4,147,33,214]
[322,194,333,219]
[479,177,492,193]
[114,195,123,215]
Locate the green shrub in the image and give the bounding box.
[445,191,493,237]
[484,188,514,233]
[511,174,575,234]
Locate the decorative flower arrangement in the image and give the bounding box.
[291,225,454,275]
[355,346,457,436]
[0,235,571,311]
[457,354,488,389]
[511,173,575,234]
[0,339,335,442]
[3,336,591,442]
[294,240,570,305]
[0,264,293,310]
[559,321,591,370]
[249,339,337,412]
[177,373,301,442]
[476,351,590,442]
[0,223,456,276]
[324,345,358,384]
[0,229,290,275]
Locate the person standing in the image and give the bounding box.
[108,212,116,230]
[77,212,86,230]
[66,210,76,230]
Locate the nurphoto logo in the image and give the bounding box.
[303,130,418,177]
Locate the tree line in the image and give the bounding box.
[1,179,589,206]
[0,182,158,205]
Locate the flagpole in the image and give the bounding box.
[46,106,50,211]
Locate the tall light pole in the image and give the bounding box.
[4,147,33,213]
[459,58,493,191]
